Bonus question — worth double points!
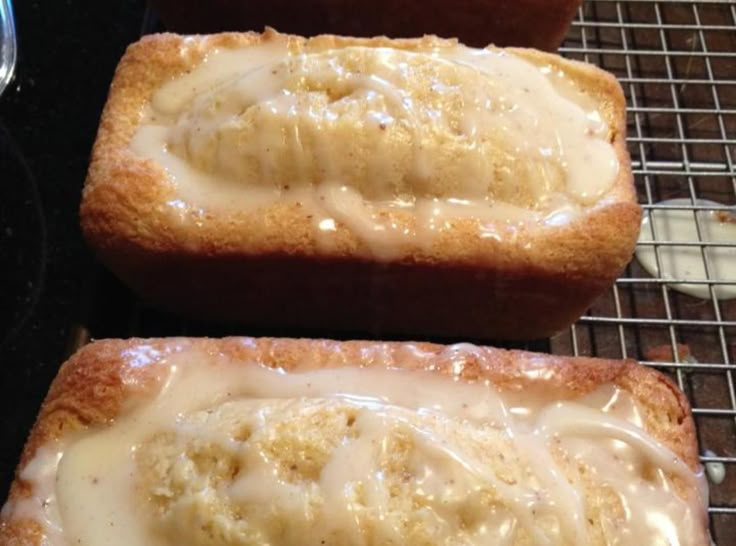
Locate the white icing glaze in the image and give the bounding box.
[0,446,64,546]
[636,198,736,300]
[3,345,708,546]
[130,38,620,256]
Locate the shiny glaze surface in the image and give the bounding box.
[3,343,707,546]
[130,39,619,256]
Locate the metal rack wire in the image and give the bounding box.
[70,0,736,543]
[552,1,736,543]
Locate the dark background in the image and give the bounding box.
[0,0,145,501]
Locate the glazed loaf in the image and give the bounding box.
[0,338,709,545]
[150,0,583,51]
[80,30,640,339]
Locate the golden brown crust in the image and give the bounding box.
[0,337,703,545]
[80,30,641,339]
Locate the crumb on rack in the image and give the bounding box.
[643,343,695,363]
[715,210,736,224]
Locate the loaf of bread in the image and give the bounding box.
[81,30,640,339]
[149,0,583,51]
[0,337,709,545]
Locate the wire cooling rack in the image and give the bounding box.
[550,1,736,543]
[69,0,736,543]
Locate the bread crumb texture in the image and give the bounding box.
[136,395,669,546]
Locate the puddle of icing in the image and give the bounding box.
[636,198,736,300]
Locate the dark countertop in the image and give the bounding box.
[0,0,145,501]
